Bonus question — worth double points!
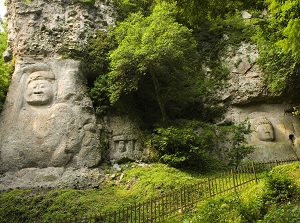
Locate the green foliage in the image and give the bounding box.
[119,163,202,200]
[148,120,255,170]
[0,189,107,223]
[2,163,300,223]
[0,22,13,112]
[253,0,300,95]
[238,183,266,222]
[148,121,219,169]
[191,194,244,223]
[0,163,206,222]
[262,203,300,223]
[112,0,155,21]
[78,0,95,5]
[62,30,116,84]
[89,75,110,115]
[165,0,265,28]
[62,30,116,114]
[183,164,300,223]
[108,2,200,122]
[197,11,256,61]
[263,166,299,204]
[225,122,255,167]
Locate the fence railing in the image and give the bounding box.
[57,158,299,223]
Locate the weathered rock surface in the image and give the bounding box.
[223,104,300,161]
[0,167,105,191]
[213,43,300,161]
[6,0,115,58]
[0,58,102,173]
[0,0,149,189]
[214,43,269,105]
[0,0,116,175]
[103,115,148,163]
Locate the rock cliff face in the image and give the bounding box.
[214,43,300,162]
[0,59,102,172]
[6,0,114,58]
[0,0,116,175]
[1,2,299,189]
[0,1,146,189]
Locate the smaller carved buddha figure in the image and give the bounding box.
[253,116,275,141]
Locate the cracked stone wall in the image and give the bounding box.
[213,43,268,105]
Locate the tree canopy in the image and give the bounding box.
[254,0,300,95]
[105,2,201,123]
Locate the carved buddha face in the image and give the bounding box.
[24,71,55,106]
[254,117,275,142]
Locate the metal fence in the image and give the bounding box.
[57,158,299,223]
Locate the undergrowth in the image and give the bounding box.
[1,162,300,223]
[0,163,205,223]
[163,162,300,223]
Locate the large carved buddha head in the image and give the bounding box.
[253,116,275,142]
[24,71,55,106]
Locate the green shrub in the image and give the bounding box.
[263,169,299,204]
[253,0,300,96]
[89,74,111,115]
[238,184,266,222]
[192,194,243,223]
[148,121,219,170]
[112,0,155,21]
[262,203,300,223]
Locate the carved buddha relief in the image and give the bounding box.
[252,116,275,142]
[113,138,137,154]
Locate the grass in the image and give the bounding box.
[162,162,300,223]
[0,163,206,223]
[1,162,299,223]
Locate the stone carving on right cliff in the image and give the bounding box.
[224,105,300,161]
[252,116,275,142]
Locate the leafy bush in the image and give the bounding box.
[253,0,300,96]
[148,121,219,170]
[217,121,255,167]
[112,0,155,21]
[262,203,300,223]
[263,168,299,204]
[238,183,266,223]
[89,74,111,115]
[191,194,243,223]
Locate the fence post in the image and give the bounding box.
[113,211,117,223]
[252,162,258,183]
[180,188,184,213]
[231,169,236,192]
[150,199,153,223]
[207,178,212,197]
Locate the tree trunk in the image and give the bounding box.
[150,71,168,124]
